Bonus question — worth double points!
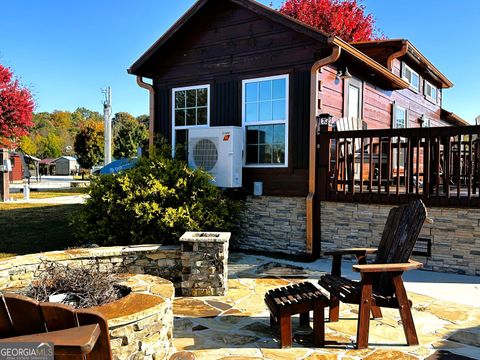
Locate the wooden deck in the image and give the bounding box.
[316,124,480,207]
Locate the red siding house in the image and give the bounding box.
[128,0,469,258]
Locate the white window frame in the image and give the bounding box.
[394,105,408,129]
[424,80,437,103]
[401,63,420,92]
[241,74,289,168]
[171,84,210,158]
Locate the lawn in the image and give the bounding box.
[0,202,82,258]
[9,187,88,200]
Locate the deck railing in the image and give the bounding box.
[317,124,480,207]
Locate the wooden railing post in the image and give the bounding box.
[317,124,332,201]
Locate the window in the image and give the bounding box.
[242,75,288,167]
[424,80,437,102]
[393,105,408,129]
[402,63,419,91]
[172,85,210,158]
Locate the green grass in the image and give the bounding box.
[10,187,88,200]
[0,203,82,258]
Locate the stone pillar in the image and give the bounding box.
[0,149,9,202]
[179,232,230,296]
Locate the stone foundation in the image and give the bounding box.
[321,201,480,276]
[234,196,307,256]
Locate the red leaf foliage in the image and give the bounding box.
[279,0,383,42]
[0,64,35,148]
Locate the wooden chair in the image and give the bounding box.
[334,117,368,191]
[318,199,428,349]
[0,293,112,359]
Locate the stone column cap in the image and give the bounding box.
[180,232,231,243]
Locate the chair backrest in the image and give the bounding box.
[373,200,427,295]
[0,293,112,359]
[335,117,367,152]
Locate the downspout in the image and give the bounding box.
[306,45,341,257]
[387,43,408,71]
[136,76,155,156]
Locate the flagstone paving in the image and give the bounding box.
[170,253,480,360]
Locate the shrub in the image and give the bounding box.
[73,156,242,246]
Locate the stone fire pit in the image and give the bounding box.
[90,274,174,359]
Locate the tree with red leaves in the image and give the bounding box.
[279,0,382,42]
[0,64,35,148]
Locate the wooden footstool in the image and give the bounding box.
[264,282,329,348]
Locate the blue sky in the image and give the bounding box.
[1,0,479,122]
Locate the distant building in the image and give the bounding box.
[54,156,79,176]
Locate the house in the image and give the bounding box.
[9,153,40,182]
[128,0,468,258]
[54,156,79,176]
[39,158,56,176]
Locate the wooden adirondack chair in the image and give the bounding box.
[0,293,112,359]
[335,117,368,191]
[318,199,428,349]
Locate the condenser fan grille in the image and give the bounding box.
[193,138,218,171]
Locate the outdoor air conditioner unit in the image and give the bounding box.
[188,126,243,188]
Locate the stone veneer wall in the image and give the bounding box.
[0,239,229,296]
[234,196,308,256]
[321,202,480,276]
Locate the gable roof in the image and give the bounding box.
[351,39,453,88]
[128,0,330,76]
[129,0,409,89]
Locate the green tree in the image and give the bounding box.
[72,107,102,126]
[40,133,62,158]
[113,112,148,159]
[74,120,104,170]
[19,136,37,155]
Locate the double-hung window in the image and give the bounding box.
[424,80,437,102]
[242,75,288,167]
[402,63,419,92]
[172,85,210,158]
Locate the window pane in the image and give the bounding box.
[245,103,258,122]
[258,125,273,144]
[273,144,285,164]
[245,82,258,103]
[197,88,207,106]
[175,129,188,161]
[259,145,272,163]
[175,91,186,109]
[186,90,196,107]
[273,124,285,144]
[197,107,207,125]
[259,101,272,121]
[246,126,258,144]
[259,81,272,101]
[348,85,360,119]
[246,145,258,164]
[272,79,286,99]
[175,110,185,126]
[396,108,406,128]
[272,100,286,120]
[411,73,419,89]
[186,108,196,126]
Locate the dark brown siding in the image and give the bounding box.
[149,0,328,196]
[321,62,447,130]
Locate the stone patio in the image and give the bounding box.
[170,252,480,360]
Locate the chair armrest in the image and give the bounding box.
[352,260,423,273]
[324,248,377,256]
[0,324,100,355]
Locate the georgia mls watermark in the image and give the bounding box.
[0,342,53,360]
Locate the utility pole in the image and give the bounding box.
[102,87,112,165]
